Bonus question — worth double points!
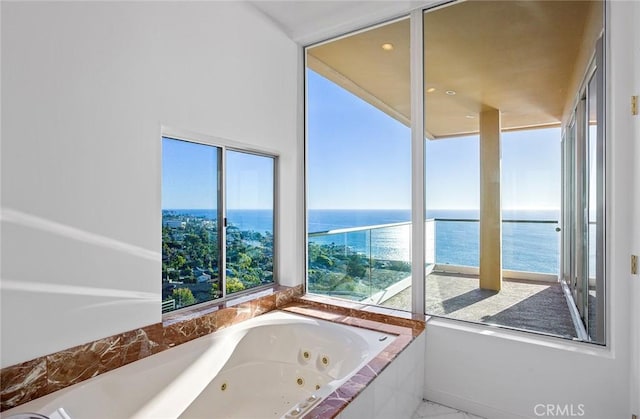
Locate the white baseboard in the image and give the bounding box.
[424,387,532,419]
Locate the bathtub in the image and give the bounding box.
[3,310,395,419]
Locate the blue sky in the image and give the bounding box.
[162,139,273,210]
[226,150,273,210]
[162,138,218,210]
[307,69,561,211]
[163,70,561,212]
[307,70,412,210]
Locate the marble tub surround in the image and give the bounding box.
[292,293,426,334]
[161,284,299,326]
[1,286,424,417]
[279,300,425,418]
[161,285,301,345]
[0,358,48,411]
[0,284,302,412]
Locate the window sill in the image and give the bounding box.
[425,316,613,358]
[162,284,302,328]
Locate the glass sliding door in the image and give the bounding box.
[562,116,577,307]
[562,104,592,340]
[585,36,605,344]
[561,36,605,344]
[501,128,561,277]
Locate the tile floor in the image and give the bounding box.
[412,400,486,419]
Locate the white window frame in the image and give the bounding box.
[303,0,610,349]
[161,126,279,315]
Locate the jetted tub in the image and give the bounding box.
[3,311,395,419]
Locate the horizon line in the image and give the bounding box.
[163,207,561,211]
[163,208,273,211]
[307,207,561,211]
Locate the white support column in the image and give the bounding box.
[410,9,425,314]
[479,108,502,291]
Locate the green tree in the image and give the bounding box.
[210,283,221,299]
[226,277,245,294]
[172,287,196,308]
[315,254,334,268]
[237,252,253,269]
[181,266,195,283]
[172,255,187,270]
[346,254,367,278]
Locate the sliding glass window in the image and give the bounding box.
[162,137,276,312]
[226,151,275,295]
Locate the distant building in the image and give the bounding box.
[163,220,185,229]
[197,273,211,283]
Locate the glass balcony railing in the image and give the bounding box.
[434,218,560,274]
[307,222,412,303]
[307,217,560,303]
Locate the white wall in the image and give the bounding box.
[338,332,426,419]
[0,1,301,368]
[424,2,637,418]
[630,0,640,415]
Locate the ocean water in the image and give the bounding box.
[308,209,561,274]
[164,209,274,233]
[163,208,562,274]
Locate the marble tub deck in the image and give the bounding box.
[281,299,425,418]
[0,285,303,412]
[1,288,425,418]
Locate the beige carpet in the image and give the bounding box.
[382,272,577,339]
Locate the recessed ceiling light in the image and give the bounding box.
[465,115,475,119]
[426,87,436,93]
[445,90,456,96]
[381,43,394,51]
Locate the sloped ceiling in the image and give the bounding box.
[307,0,598,138]
[250,0,602,138]
[248,0,430,44]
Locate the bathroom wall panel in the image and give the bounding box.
[338,332,425,419]
[0,1,301,368]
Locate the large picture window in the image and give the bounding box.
[162,136,276,313]
[305,0,605,344]
[305,17,412,304]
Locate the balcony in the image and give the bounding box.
[308,221,413,303]
[308,218,578,339]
